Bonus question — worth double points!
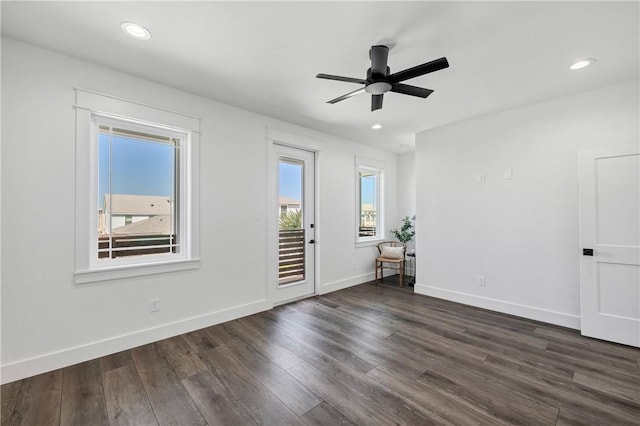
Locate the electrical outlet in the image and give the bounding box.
[478,173,486,183]
[149,298,160,313]
[478,275,486,287]
[351,262,356,271]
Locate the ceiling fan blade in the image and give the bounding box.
[370,45,389,76]
[389,57,449,83]
[390,83,434,98]
[327,87,366,104]
[316,74,367,85]
[371,94,384,111]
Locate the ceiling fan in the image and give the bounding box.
[316,45,449,111]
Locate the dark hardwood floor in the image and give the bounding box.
[2,281,639,425]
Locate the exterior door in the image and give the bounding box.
[273,144,315,304]
[579,143,640,347]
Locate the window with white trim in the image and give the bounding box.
[356,158,384,243]
[74,89,200,283]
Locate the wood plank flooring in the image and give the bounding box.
[2,282,639,425]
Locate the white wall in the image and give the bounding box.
[414,79,639,328]
[0,38,397,382]
[396,151,416,251]
[397,151,416,219]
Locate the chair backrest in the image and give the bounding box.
[377,241,406,256]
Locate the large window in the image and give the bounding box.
[96,120,182,261]
[356,159,384,243]
[74,89,200,283]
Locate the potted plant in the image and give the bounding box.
[390,216,415,244]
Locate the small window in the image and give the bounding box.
[356,161,384,243]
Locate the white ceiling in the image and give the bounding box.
[2,1,638,152]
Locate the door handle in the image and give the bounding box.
[583,248,594,256]
[308,239,315,244]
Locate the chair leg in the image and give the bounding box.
[399,261,404,287]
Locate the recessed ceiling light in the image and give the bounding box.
[371,124,382,130]
[570,58,595,70]
[121,22,151,40]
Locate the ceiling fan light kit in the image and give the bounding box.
[317,45,449,111]
[365,81,392,95]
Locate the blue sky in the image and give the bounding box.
[99,134,174,206]
[279,161,302,201]
[360,174,376,205]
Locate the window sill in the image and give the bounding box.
[75,258,200,284]
[355,239,386,248]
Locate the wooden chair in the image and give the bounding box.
[375,241,406,287]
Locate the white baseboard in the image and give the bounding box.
[319,272,377,295]
[414,284,580,330]
[1,299,272,384]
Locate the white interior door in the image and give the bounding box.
[273,144,315,305]
[579,143,640,347]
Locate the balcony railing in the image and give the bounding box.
[98,234,177,259]
[359,226,376,237]
[279,229,305,284]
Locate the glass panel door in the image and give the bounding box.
[273,145,315,304]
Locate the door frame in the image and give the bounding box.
[266,130,321,306]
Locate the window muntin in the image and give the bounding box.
[92,118,187,265]
[357,165,383,242]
